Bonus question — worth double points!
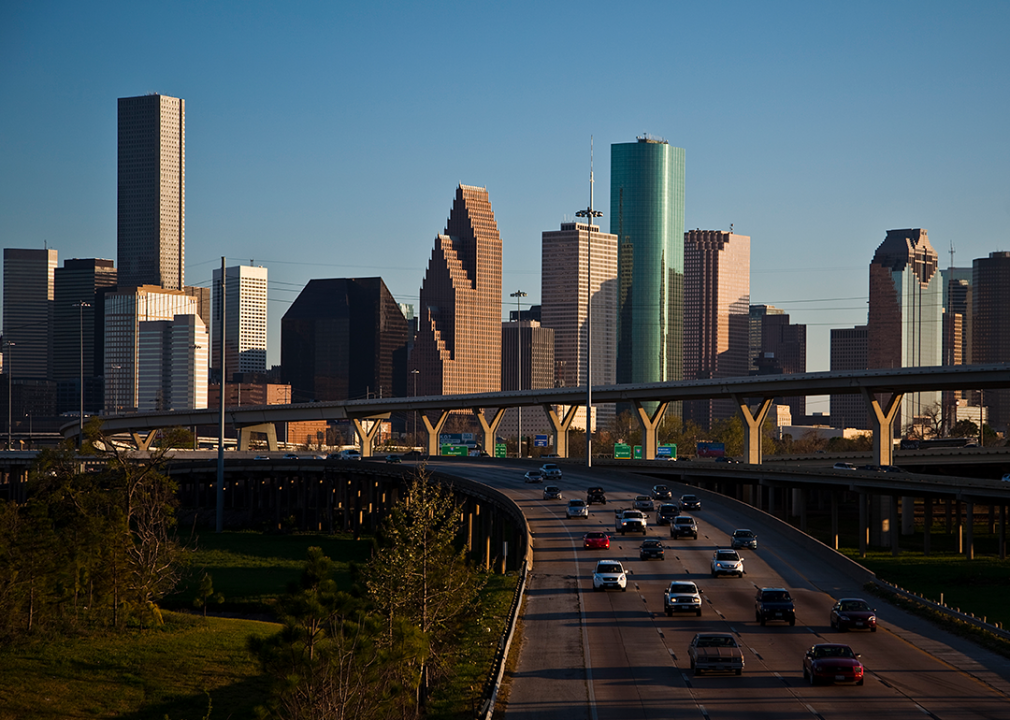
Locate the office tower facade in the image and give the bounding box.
[53,258,118,414]
[611,137,685,388]
[103,286,199,413]
[867,229,943,436]
[541,221,617,428]
[213,264,268,381]
[499,320,556,439]
[281,277,408,403]
[2,248,58,380]
[138,314,209,411]
[830,326,869,429]
[412,184,502,396]
[118,94,185,290]
[683,230,750,429]
[972,252,1010,431]
[749,304,807,421]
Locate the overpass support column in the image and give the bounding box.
[890,495,900,556]
[237,423,279,451]
[633,401,669,460]
[543,404,579,458]
[421,412,451,457]
[731,395,773,465]
[923,499,933,556]
[130,430,159,451]
[830,491,839,550]
[1000,505,1006,560]
[859,492,868,558]
[350,418,383,458]
[902,497,915,535]
[965,501,974,560]
[798,488,808,533]
[861,389,903,466]
[474,408,506,457]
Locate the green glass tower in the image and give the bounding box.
[611,137,685,386]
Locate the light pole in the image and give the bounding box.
[74,301,91,447]
[411,368,420,447]
[510,290,526,457]
[575,138,602,467]
[4,340,14,450]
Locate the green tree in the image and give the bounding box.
[193,572,224,617]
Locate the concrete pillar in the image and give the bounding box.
[869,495,890,548]
[890,495,900,556]
[1000,505,1006,561]
[421,411,450,457]
[966,501,974,560]
[542,404,579,458]
[902,496,915,535]
[798,487,808,533]
[830,491,839,550]
[351,416,387,458]
[945,498,953,534]
[923,498,932,556]
[731,394,773,465]
[956,500,963,553]
[633,400,669,460]
[237,422,279,451]
[861,388,903,466]
[988,504,996,535]
[859,492,868,558]
[131,430,158,450]
[474,407,506,457]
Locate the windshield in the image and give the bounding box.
[569,499,585,507]
[596,563,622,574]
[697,636,736,648]
[716,551,739,560]
[733,530,753,537]
[669,583,697,594]
[762,591,791,602]
[812,645,855,659]
[841,600,869,611]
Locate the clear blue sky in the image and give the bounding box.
[3,1,1008,413]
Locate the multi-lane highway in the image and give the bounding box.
[430,460,1010,720]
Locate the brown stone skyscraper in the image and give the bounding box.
[413,185,502,396]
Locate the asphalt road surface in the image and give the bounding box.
[428,460,1010,720]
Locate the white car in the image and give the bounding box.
[566,498,589,519]
[711,549,745,578]
[593,560,628,591]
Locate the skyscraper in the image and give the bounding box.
[867,228,943,435]
[2,248,58,380]
[972,252,1010,431]
[611,136,685,387]
[750,304,807,422]
[412,185,502,397]
[540,220,617,429]
[213,264,268,381]
[118,94,185,290]
[830,326,869,429]
[138,313,209,411]
[683,230,750,428]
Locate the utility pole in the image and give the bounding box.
[510,290,527,457]
[575,138,602,467]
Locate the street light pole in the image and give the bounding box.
[411,368,420,447]
[510,290,527,457]
[575,138,602,467]
[74,302,91,447]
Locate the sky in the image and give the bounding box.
[3,1,1009,414]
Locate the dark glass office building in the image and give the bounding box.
[611,136,685,387]
[281,277,408,403]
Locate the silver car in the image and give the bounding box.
[711,549,745,578]
[566,498,589,519]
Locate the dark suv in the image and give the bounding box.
[587,487,607,505]
[755,587,795,626]
[670,515,698,539]
[656,503,678,525]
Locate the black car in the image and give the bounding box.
[652,484,673,500]
[680,494,702,511]
[639,539,666,561]
[656,503,679,525]
[587,487,607,505]
[755,587,795,626]
[670,515,698,539]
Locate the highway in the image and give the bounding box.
[429,461,1010,720]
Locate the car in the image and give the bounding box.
[688,633,744,675]
[540,463,562,479]
[711,549,744,577]
[592,560,627,591]
[587,487,607,505]
[670,515,698,539]
[833,462,857,471]
[583,531,610,549]
[803,643,864,685]
[543,485,563,500]
[384,454,402,464]
[730,529,758,550]
[880,464,905,473]
[1001,474,1010,483]
[639,538,665,561]
[567,498,589,519]
[681,494,702,511]
[664,580,702,616]
[615,509,648,535]
[253,455,270,460]
[282,453,300,460]
[715,456,739,464]
[755,587,796,626]
[338,449,362,461]
[652,484,673,500]
[524,469,544,483]
[656,503,678,525]
[541,453,560,458]
[858,464,884,472]
[830,598,877,632]
[633,495,654,511]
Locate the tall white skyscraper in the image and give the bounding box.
[212,264,268,380]
[118,94,185,290]
[540,221,617,430]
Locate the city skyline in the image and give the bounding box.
[3,3,1010,418]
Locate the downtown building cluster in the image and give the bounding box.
[3,102,1008,447]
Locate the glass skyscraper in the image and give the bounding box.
[611,137,685,387]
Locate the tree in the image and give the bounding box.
[193,572,224,617]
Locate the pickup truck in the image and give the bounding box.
[688,633,744,675]
[664,580,702,616]
[586,487,607,505]
[615,509,647,535]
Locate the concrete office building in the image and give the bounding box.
[830,326,869,430]
[281,277,408,403]
[118,94,185,290]
[499,320,555,441]
[2,248,58,380]
[138,313,209,411]
[611,136,685,388]
[104,285,199,413]
[541,221,617,430]
[53,258,118,414]
[867,229,943,436]
[412,185,502,397]
[749,304,807,423]
[683,230,750,429]
[972,252,1010,431]
[212,264,268,381]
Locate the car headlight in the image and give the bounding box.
[868,615,876,622]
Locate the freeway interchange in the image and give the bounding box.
[430,460,1010,720]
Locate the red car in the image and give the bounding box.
[583,532,610,550]
[830,598,877,632]
[803,644,864,685]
